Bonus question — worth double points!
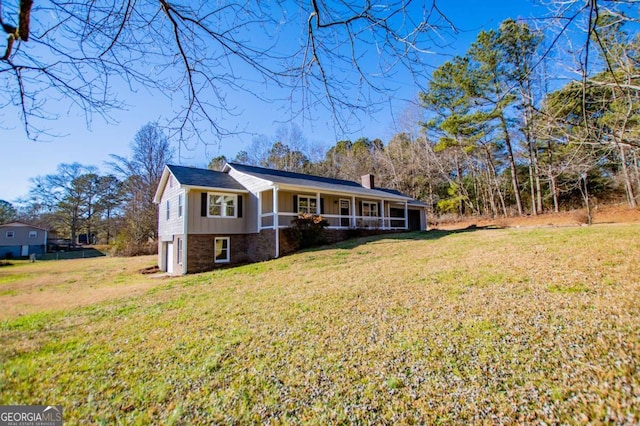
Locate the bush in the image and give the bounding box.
[286,213,329,249]
[111,232,157,256]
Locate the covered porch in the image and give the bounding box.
[256,187,413,231]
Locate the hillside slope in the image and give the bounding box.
[1,224,640,423]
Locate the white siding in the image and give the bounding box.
[228,168,272,193]
[157,174,185,239]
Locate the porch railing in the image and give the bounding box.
[260,212,407,230]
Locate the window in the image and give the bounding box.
[29,231,37,238]
[362,201,379,217]
[6,231,14,238]
[214,237,230,263]
[177,238,183,265]
[208,193,237,218]
[297,195,317,214]
[166,200,170,220]
[178,194,183,218]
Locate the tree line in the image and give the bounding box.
[217,15,640,219]
[0,123,173,255]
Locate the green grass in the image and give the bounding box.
[1,224,640,423]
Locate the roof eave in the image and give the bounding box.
[152,166,172,204]
[182,184,248,193]
[276,183,411,201]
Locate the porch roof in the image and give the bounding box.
[225,162,412,201]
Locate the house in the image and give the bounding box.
[0,222,48,259]
[153,163,428,274]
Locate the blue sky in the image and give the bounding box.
[0,1,548,203]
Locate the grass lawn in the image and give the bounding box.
[1,224,639,424]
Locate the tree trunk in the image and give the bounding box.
[528,161,537,216]
[633,149,640,205]
[549,171,559,213]
[483,144,507,217]
[500,116,523,215]
[618,143,637,208]
[582,174,592,225]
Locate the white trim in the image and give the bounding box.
[257,191,263,231]
[275,183,410,201]
[273,186,279,258]
[296,194,318,215]
[214,237,230,263]
[361,200,379,217]
[352,197,356,228]
[381,200,386,230]
[404,201,409,230]
[206,192,238,218]
[182,189,190,274]
[177,237,183,265]
[182,184,249,193]
[339,198,351,227]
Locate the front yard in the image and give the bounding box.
[1,224,639,423]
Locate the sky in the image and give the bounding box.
[0,0,548,203]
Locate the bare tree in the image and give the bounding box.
[1,1,454,143]
[108,122,174,250]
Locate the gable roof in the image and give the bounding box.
[153,164,247,203]
[0,221,48,230]
[167,165,246,191]
[225,162,412,201]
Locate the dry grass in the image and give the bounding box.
[0,255,160,319]
[1,224,640,424]
[435,204,640,230]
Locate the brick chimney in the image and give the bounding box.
[361,174,375,189]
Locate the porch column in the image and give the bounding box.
[351,196,356,228]
[404,201,409,230]
[381,199,386,230]
[273,187,279,258]
[316,192,321,215]
[257,191,262,231]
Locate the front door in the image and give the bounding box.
[340,199,351,227]
[166,242,174,274]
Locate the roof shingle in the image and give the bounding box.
[227,162,411,200]
[167,165,246,191]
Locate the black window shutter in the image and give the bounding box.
[293,195,298,213]
[237,195,243,218]
[359,201,363,215]
[320,198,325,215]
[201,193,207,216]
[378,202,381,217]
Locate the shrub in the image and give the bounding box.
[286,213,329,249]
[111,232,157,256]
